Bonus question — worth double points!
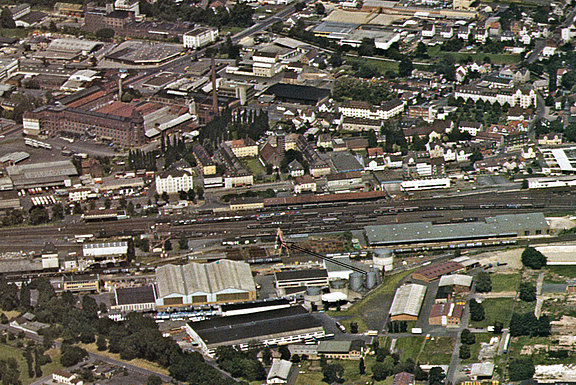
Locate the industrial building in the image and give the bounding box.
[185,306,325,355]
[535,245,576,265]
[6,160,78,189]
[111,285,157,313]
[274,269,329,289]
[365,213,549,246]
[62,274,100,292]
[428,303,465,327]
[389,283,427,321]
[155,260,257,308]
[438,274,473,291]
[412,261,464,283]
[83,241,128,263]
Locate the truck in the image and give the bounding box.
[411,328,423,335]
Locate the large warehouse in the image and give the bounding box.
[365,213,548,246]
[6,160,78,189]
[155,260,257,307]
[185,306,325,355]
[389,283,427,321]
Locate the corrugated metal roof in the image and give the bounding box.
[390,283,427,317]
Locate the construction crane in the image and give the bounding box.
[275,228,367,275]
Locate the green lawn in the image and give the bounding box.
[0,343,63,385]
[242,158,266,178]
[345,57,399,75]
[491,273,521,292]
[417,337,455,365]
[395,336,425,362]
[547,266,576,279]
[470,298,515,328]
[295,357,390,385]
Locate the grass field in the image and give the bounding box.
[394,336,454,365]
[470,298,515,328]
[242,158,266,178]
[547,266,576,279]
[0,343,63,385]
[345,57,399,74]
[294,357,391,385]
[491,273,521,292]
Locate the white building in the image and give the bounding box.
[83,241,128,261]
[401,178,451,191]
[267,360,292,384]
[155,169,194,194]
[183,27,219,49]
[454,86,537,108]
[52,370,84,385]
[338,99,404,121]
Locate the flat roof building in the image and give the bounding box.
[155,260,256,308]
[185,306,324,355]
[274,269,329,289]
[6,160,78,189]
[112,285,157,313]
[365,213,548,246]
[389,283,427,321]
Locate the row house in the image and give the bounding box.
[338,99,404,121]
[454,86,537,108]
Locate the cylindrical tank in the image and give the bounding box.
[306,286,322,296]
[366,269,378,289]
[349,272,364,292]
[330,279,347,289]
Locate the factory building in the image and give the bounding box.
[185,306,324,356]
[83,241,128,263]
[155,260,257,308]
[111,285,157,313]
[274,269,329,289]
[429,303,465,327]
[389,283,427,321]
[6,160,78,189]
[412,261,464,283]
[365,213,549,246]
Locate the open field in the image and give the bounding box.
[461,333,493,364]
[547,266,576,279]
[491,273,521,293]
[471,298,515,328]
[0,342,64,385]
[294,357,390,385]
[394,336,454,365]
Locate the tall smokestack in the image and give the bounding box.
[211,56,219,117]
[118,76,123,101]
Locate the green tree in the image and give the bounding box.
[359,357,365,375]
[475,272,492,293]
[315,2,325,14]
[119,197,127,210]
[459,344,471,359]
[519,282,537,302]
[508,357,535,381]
[60,345,88,367]
[104,198,111,209]
[29,207,49,225]
[460,329,476,345]
[521,247,547,269]
[0,7,15,28]
[96,335,107,351]
[51,203,64,220]
[262,348,272,365]
[178,235,188,250]
[279,346,291,361]
[428,366,445,385]
[469,299,485,322]
[521,179,529,189]
[164,239,172,251]
[323,363,344,383]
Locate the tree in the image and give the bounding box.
[178,235,188,250]
[0,7,15,28]
[508,357,535,381]
[96,335,107,351]
[127,201,135,216]
[147,375,163,385]
[315,2,325,15]
[161,192,169,203]
[104,198,111,210]
[519,282,537,302]
[359,357,365,375]
[475,272,492,293]
[322,363,344,383]
[294,2,306,11]
[460,329,476,345]
[262,348,272,365]
[279,346,291,361]
[51,204,64,220]
[164,239,172,251]
[29,207,49,225]
[428,366,445,385]
[119,197,127,210]
[72,202,83,215]
[350,322,358,334]
[521,247,547,269]
[398,58,414,77]
[95,28,115,40]
[459,345,471,359]
[60,345,88,367]
[469,299,485,322]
